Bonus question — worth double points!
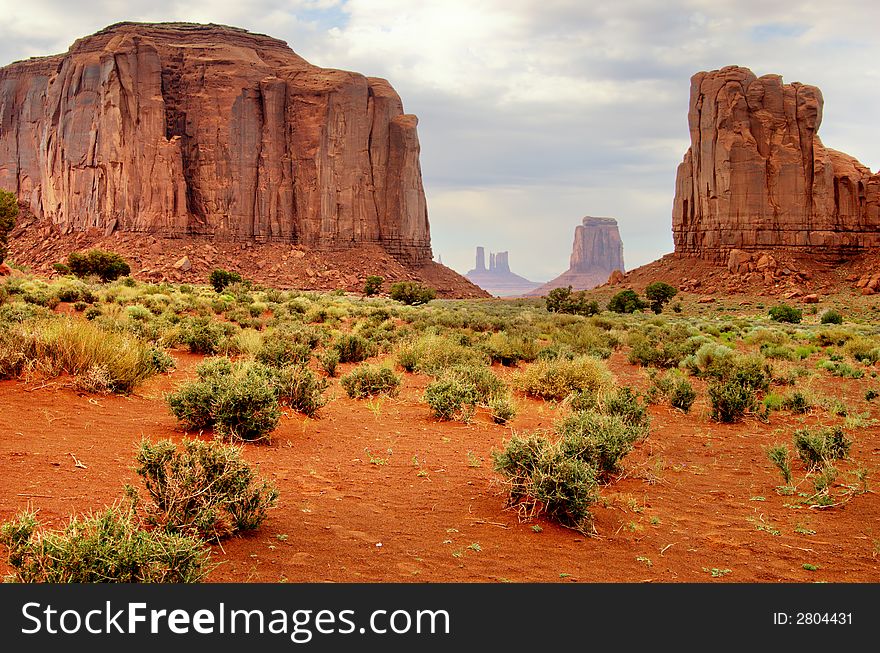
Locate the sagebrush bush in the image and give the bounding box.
[272,364,329,417]
[844,337,880,365]
[181,316,231,354]
[767,444,793,485]
[340,364,401,399]
[820,309,843,325]
[256,334,311,367]
[708,378,756,423]
[396,334,487,374]
[489,392,517,424]
[481,331,539,366]
[168,359,281,441]
[556,411,646,478]
[514,355,614,401]
[0,318,159,392]
[793,426,851,469]
[424,377,479,421]
[0,505,210,583]
[333,333,377,363]
[134,439,279,541]
[493,432,597,532]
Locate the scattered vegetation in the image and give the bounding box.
[67,249,131,282]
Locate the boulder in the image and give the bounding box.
[173,256,192,272]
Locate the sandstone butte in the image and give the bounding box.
[465,246,541,297]
[530,216,625,295]
[672,65,880,262]
[0,21,458,281]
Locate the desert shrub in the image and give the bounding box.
[793,427,851,469]
[363,275,384,296]
[84,305,101,320]
[767,444,793,485]
[644,282,678,314]
[396,333,487,374]
[514,355,614,401]
[557,411,645,478]
[545,286,600,316]
[424,377,479,421]
[181,316,230,354]
[256,334,311,367]
[0,188,18,264]
[820,309,843,325]
[481,331,539,366]
[340,364,401,399]
[0,319,157,392]
[271,364,329,417]
[648,369,697,413]
[769,304,802,324]
[866,388,879,401]
[319,349,340,377]
[844,337,880,365]
[333,333,377,363]
[73,301,87,311]
[133,439,278,541]
[209,269,243,293]
[565,388,600,412]
[708,378,756,423]
[817,359,864,379]
[67,249,131,282]
[492,433,597,532]
[815,327,852,347]
[600,387,649,429]
[782,390,812,414]
[607,289,647,314]
[0,505,209,583]
[389,281,436,306]
[489,392,517,424]
[627,330,698,368]
[167,359,281,441]
[537,343,577,361]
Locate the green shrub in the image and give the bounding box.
[767,444,793,485]
[67,249,131,282]
[769,304,802,324]
[817,359,864,379]
[844,337,880,364]
[167,359,281,441]
[209,269,243,293]
[340,364,401,399]
[545,286,600,316]
[181,316,230,354]
[782,391,812,414]
[514,356,614,401]
[607,289,647,314]
[133,439,278,541]
[557,411,644,478]
[84,305,101,320]
[865,389,879,401]
[708,378,756,423]
[644,282,678,314]
[488,392,517,424]
[0,505,209,583]
[363,275,384,296]
[271,364,329,417]
[493,432,597,531]
[333,333,377,363]
[601,387,649,428]
[389,281,436,306]
[669,377,697,412]
[319,349,340,377]
[0,188,18,265]
[793,427,851,469]
[424,377,479,421]
[820,309,843,325]
[481,331,539,366]
[256,334,311,367]
[396,334,487,374]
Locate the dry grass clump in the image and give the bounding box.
[513,355,614,401]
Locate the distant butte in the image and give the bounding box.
[530,217,625,295]
[465,247,541,297]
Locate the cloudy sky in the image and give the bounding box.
[2,0,878,281]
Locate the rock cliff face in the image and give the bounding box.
[672,65,880,261]
[531,216,625,294]
[465,247,541,297]
[0,22,432,264]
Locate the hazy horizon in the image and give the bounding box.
[2,1,878,281]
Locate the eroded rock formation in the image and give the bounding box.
[531,216,625,294]
[466,247,540,297]
[672,65,880,261]
[0,22,432,263]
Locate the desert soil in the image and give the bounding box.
[2,346,878,584]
